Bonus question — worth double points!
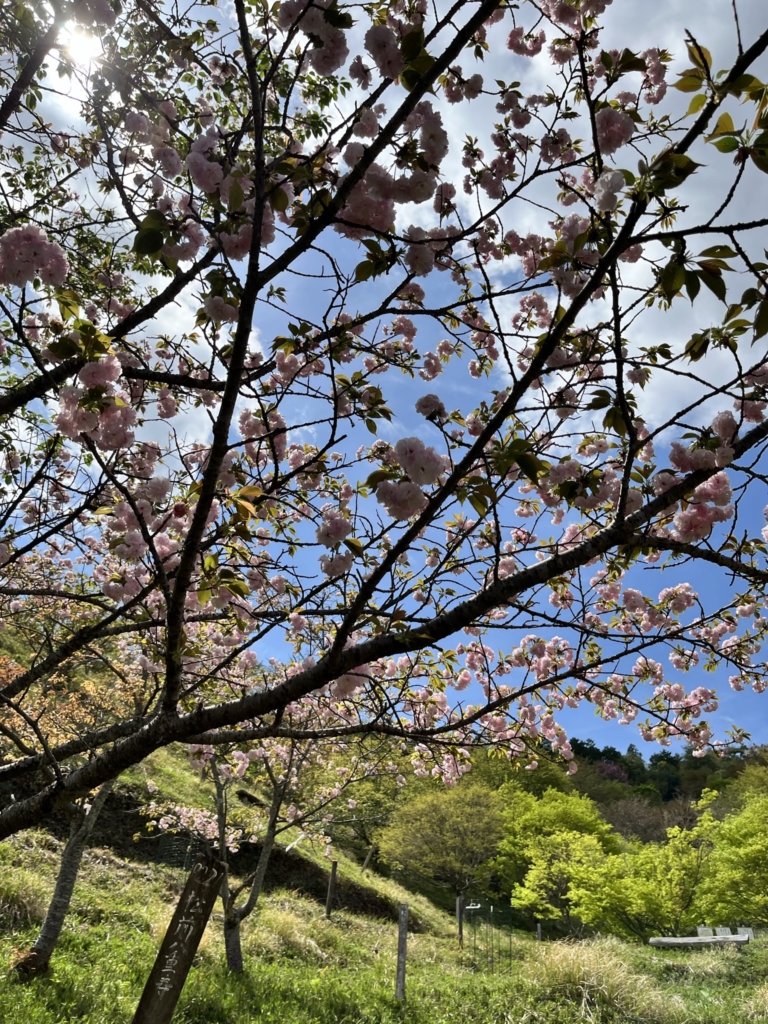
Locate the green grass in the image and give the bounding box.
[121,745,217,811]
[1,829,768,1023]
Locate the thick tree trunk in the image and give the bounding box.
[223,915,244,972]
[16,779,114,976]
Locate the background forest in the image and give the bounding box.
[339,737,768,940]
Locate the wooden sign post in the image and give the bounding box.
[131,855,225,1024]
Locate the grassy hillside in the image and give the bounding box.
[1,826,768,1023]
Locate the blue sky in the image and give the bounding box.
[40,0,768,758]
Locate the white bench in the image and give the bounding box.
[649,934,749,949]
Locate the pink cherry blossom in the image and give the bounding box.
[78,355,122,389]
[507,27,545,57]
[593,169,625,212]
[320,550,354,576]
[0,225,68,287]
[393,437,445,486]
[186,151,224,193]
[316,506,352,547]
[415,394,447,422]
[204,295,239,323]
[349,55,372,89]
[376,480,428,520]
[595,107,635,155]
[712,410,738,441]
[364,25,405,80]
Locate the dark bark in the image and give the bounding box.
[15,779,115,976]
[213,759,282,973]
[223,917,244,974]
[222,818,278,972]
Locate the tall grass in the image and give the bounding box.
[523,937,687,1023]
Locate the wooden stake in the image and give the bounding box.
[395,903,408,1001]
[325,859,337,919]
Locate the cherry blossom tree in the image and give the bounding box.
[146,714,402,971]
[1,0,768,840]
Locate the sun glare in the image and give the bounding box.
[59,22,105,70]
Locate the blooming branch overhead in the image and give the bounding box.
[0,0,768,837]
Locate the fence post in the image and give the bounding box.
[536,922,542,942]
[456,893,465,949]
[325,860,338,919]
[395,903,408,1001]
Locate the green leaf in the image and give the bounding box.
[228,180,244,211]
[468,492,488,517]
[55,288,80,322]
[660,263,685,301]
[45,335,82,360]
[409,51,435,76]
[399,67,420,91]
[673,73,705,93]
[686,42,712,72]
[686,93,707,115]
[699,245,737,259]
[354,259,374,283]
[401,28,425,63]
[684,331,710,361]
[750,150,768,175]
[365,469,396,490]
[603,405,628,436]
[515,453,545,484]
[754,299,768,340]
[617,49,647,74]
[133,228,164,255]
[726,72,763,96]
[222,578,250,598]
[713,136,740,153]
[141,209,169,229]
[587,389,613,410]
[344,536,364,557]
[684,269,701,303]
[323,4,353,28]
[269,185,289,213]
[237,484,264,500]
[651,153,701,192]
[698,269,727,303]
[707,111,735,138]
[741,287,763,307]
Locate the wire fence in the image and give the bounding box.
[462,898,520,974]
